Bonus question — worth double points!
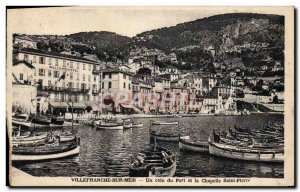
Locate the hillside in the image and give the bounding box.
[134,13,284,68]
[14,13,284,69]
[66,32,132,61]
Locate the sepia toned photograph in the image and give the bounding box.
[6,6,294,187]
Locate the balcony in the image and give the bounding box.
[37,86,89,93]
[92,69,101,74]
[92,89,100,95]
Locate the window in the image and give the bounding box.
[76,83,79,88]
[94,75,96,82]
[108,82,112,88]
[33,56,36,63]
[38,69,45,76]
[83,74,85,81]
[129,84,131,90]
[70,61,73,68]
[123,74,126,79]
[55,59,58,66]
[102,82,104,89]
[83,64,86,70]
[63,60,66,67]
[39,57,45,64]
[54,70,60,78]
[70,72,73,80]
[77,63,80,69]
[48,80,51,86]
[123,82,126,88]
[109,73,111,79]
[19,73,23,80]
[48,69,52,77]
[24,54,29,61]
[88,75,91,82]
[88,65,91,71]
[49,58,52,65]
[76,73,79,81]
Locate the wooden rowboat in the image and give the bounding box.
[132,123,143,128]
[149,130,189,142]
[208,134,284,163]
[179,136,209,153]
[96,121,123,130]
[151,121,179,125]
[129,146,176,177]
[12,137,80,162]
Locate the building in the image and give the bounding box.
[13,48,102,114]
[202,96,222,113]
[14,35,37,49]
[101,68,134,113]
[212,86,231,99]
[12,60,35,85]
[272,61,284,72]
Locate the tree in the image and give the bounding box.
[273,95,279,103]
[37,41,49,51]
[137,67,152,76]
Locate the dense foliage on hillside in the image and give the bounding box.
[16,13,284,70]
[67,32,132,61]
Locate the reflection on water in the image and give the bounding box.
[13,113,284,178]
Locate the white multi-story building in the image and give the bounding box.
[101,68,133,112]
[13,48,102,114]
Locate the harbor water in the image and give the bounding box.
[13,113,284,178]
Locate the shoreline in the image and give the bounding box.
[64,112,284,124]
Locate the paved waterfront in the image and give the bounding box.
[13,113,284,178]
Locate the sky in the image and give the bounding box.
[7,7,216,37]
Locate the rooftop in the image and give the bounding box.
[15,48,98,64]
[13,60,35,69]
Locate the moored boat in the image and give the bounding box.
[31,115,51,126]
[12,114,32,127]
[12,137,80,161]
[96,121,123,130]
[123,123,133,129]
[50,115,64,125]
[208,132,284,163]
[132,123,143,128]
[129,146,176,177]
[151,121,179,125]
[149,130,189,142]
[12,133,49,147]
[179,136,209,153]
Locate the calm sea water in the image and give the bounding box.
[13,113,284,178]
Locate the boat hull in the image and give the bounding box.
[179,139,209,153]
[12,146,80,161]
[152,122,179,125]
[132,124,143,128]
[96,125,123,130]
[12,119,32,127]
[149,161,176,177]
[208,141,284,163]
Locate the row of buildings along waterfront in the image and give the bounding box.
[12,47,237,115]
